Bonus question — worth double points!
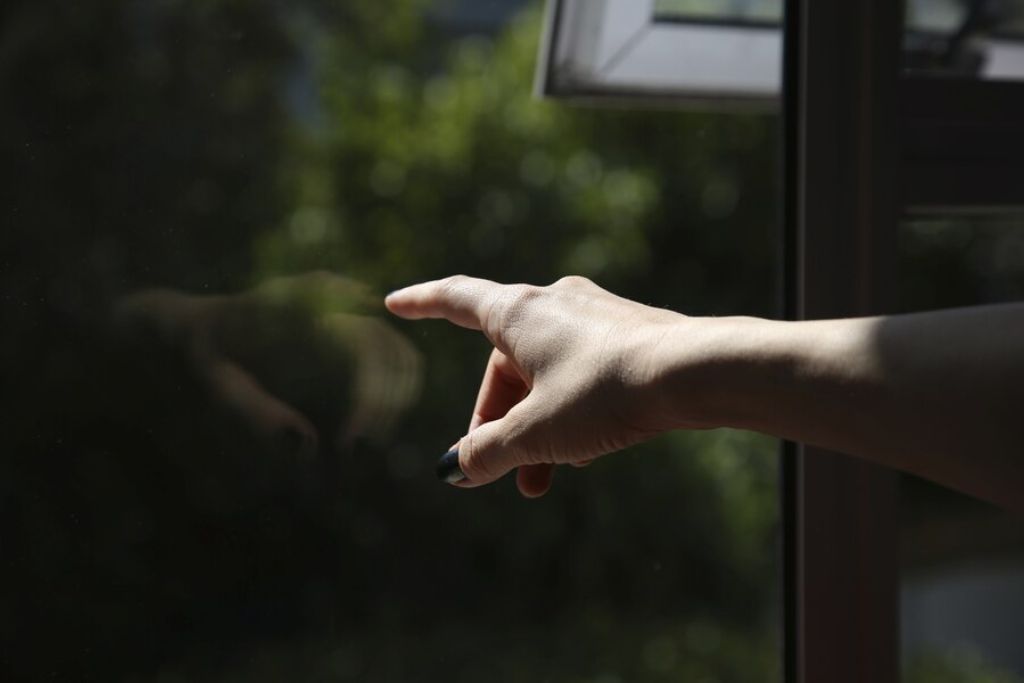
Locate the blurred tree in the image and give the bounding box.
[906,649,1024,683]
[1,0,801,681]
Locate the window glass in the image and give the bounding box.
[899,212,1024,683]
[1,0,781,680]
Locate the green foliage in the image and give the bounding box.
[906,648,1024,683]
[3,0,784,680]
[256,4,779,316]
[899,216,1024,311]
[654,0,782,21]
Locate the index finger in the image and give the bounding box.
[384,275,500,331]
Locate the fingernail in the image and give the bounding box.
[436,448,466,484]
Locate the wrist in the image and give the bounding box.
[649,315,797,431]
[653,314,883,440]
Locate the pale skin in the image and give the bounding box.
[385,275,1024,513]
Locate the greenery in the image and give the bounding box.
[653,0,782,22]
[906,649,1024,683]
[3,0,1014,681]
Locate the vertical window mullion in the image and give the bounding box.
[783,1,902,681]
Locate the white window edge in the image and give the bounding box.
[536,0,781,106]
[535,0,1024,106]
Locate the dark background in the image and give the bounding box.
[3,0,1023,680]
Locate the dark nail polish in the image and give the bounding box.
[436,448,466,484]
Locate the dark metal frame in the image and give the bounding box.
[782,1,902,681]
[784,1,1024,682]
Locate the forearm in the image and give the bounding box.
[660,305,1024,511]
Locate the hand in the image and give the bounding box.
[386,275,710,497]
[394,276,1024,511]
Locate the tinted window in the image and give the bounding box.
[1,1,781,680]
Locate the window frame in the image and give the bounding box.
[536,0,779,108]
[781,0,1024,680]
[539,0,1024,120]
[782,2,903,680]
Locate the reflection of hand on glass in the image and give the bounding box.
[116,271,421,457]
[387,275,1024,511]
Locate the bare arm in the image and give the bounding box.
[386,275,1024,511]
[659,306,1024,511]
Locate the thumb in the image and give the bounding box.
[444,405,536,487]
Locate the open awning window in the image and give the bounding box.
[536,0,781,107]
[537,0,1024,107]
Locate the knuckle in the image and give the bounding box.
[440,274,468,294]
[554,275,591,289]
[508,283,541,308]
[462,411,537,481]
[436,274,470,307]
[486,284,536,331]
[461,433,500,481]
[505,411,548,466]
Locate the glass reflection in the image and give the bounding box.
[1,0,780,680]
[899,213,1024,683]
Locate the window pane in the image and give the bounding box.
[2,1,782,680]
[899,212,1024,682]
